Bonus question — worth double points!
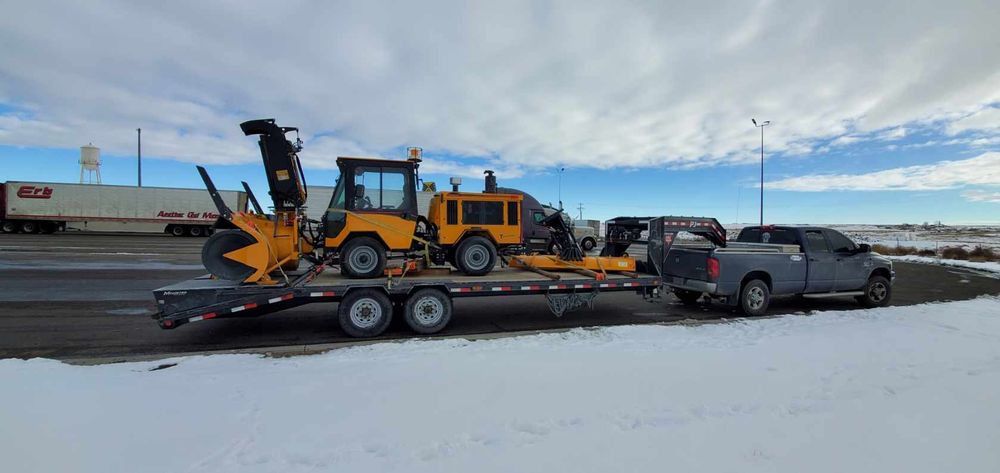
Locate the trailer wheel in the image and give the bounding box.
[169,225,186,237]
[39,221,57,234]
[673,288,702,305]
[340,236,386,278]
[404,288,452,334]
[339,288,393,338]
[20,221,39,234]
[456,236,496,276]
[1,221,16,233]
[856,275,891,308]
[739,279,770,316]
[188,226,203,237]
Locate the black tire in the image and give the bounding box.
[455,236,497,276]
[856,275,891,308]
[339,288,393,338]
[20,221,39,234]
[201,230,257,281]
[547,240,560,255]
[188,226,203,237]
[739,279,770,316]
[673,288,703,305]
[404,288,453,334]
[169,225,186,237]
[581,237,596,252]
[39,222,57,234]
[1,221,18,233]
[340,236,386,278]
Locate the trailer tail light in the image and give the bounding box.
[707,257,720,281]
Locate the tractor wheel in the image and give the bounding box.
[340,236,386,279]
[580,237,596,252]
[201,230,257,281]
[455,236,497,276]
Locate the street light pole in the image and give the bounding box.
[137,128,142,187]
[752,118,771,240]
[557,167,565,210]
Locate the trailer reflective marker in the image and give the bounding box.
[309,291,335,297]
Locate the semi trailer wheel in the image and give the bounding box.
[455,236,496,276]
[339,288,393,338]
[856,275,891,308]
[20,221,39,234]
[201,230,257,281]
[739,279,770,316]
[169,225,186,237]
[404,288,452,334]
[673,288,703,305]
[188,226,203,237]
[340,236,386,278]
[1,221,17,233]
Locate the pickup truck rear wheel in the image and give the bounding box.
[856,275,891,308]
[673,288,702,305]
[339,288,393,338]
[739,279,770,316]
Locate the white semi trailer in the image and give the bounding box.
[0,181,247,236]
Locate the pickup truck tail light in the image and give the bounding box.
[707,257,720,281]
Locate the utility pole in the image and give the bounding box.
[577,203,584,220]
[752,118,771,240]
[137,128,142,187]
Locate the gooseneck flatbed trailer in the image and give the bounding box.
[153,265,661,337]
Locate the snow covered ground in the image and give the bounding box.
[3,298,1000,473]
[889,255,1000,277]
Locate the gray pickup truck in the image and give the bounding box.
[665,225,895,315]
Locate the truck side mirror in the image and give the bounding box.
[857,243,871,253]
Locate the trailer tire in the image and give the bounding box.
[673,288,702,305]
[856,275,891,308]
[1,221,17,233]
[39,221,57,234]
[341,236,386,278]
[404,288,452,334]
[580,237,596,252]
[339,288,393,338]
[455,236,497,276]
[739,279,770,316]
[188,226,203,237]
[20,221,39,234]
[169,225,186,237]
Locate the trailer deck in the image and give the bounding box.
[153,265,661,332]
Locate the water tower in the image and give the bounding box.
[79,144,101,184]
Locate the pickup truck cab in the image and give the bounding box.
[665,225,895,316]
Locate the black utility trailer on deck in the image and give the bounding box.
[153,265,660,338]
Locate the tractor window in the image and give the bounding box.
[462,201,504,225]
[507,202,519,225]
[353,166,411,211]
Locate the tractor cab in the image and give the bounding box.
[324,157,420,245]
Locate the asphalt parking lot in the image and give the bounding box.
[2,232,999,361]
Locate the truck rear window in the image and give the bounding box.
[736,228,800,246]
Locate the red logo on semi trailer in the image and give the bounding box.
[17,186,53,199]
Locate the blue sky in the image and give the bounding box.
[1,1,998,224]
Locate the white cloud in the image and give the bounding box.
[767,152,1000,191]
[0,1,998,172]
[946,107,1000,136]
[963,190,1000,203]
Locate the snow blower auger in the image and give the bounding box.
[198,119,318,285]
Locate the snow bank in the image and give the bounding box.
[3,298,1000,473]
[890,255,1000,276]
